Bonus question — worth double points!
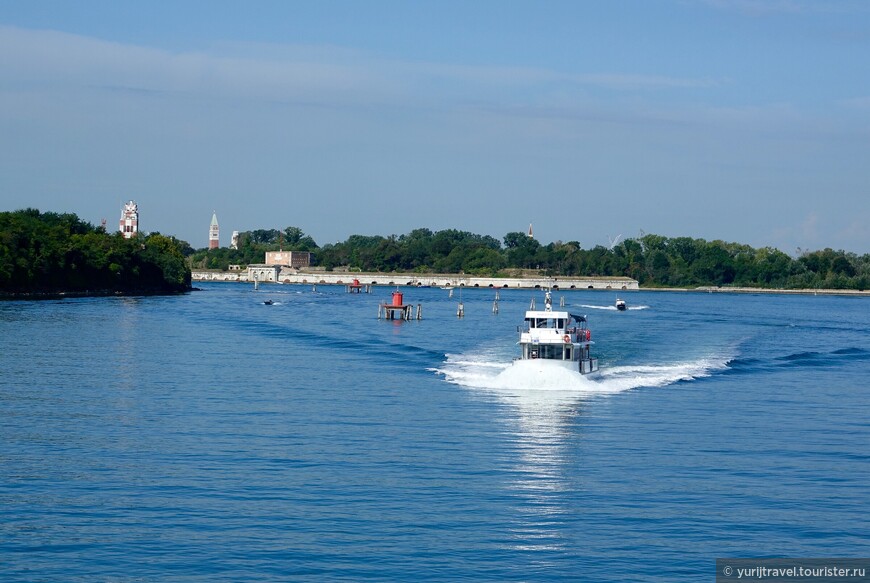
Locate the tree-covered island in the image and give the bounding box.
[192,226,870,291]
[3,208,866,295]
[0,209,191,297]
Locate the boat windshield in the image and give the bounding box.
[527,344,571,360]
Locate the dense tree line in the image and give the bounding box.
[0,209,191,295]
[8,209,862,293]
[194,225,869,291]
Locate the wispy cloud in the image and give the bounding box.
[576,73,721,90]
[0,25,719,110]
[0,26,396,106]
[696,0,870,15]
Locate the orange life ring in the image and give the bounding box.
[563,334,571,343]
[585,329,591,341]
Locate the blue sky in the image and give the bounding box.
[1,1,868,253]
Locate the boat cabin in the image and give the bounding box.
[518,307,599,374]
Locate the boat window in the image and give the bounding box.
[563,346,571,360]
[537,344,560,359]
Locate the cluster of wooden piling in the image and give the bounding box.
[346,279,371,294]
[377,290,422,320]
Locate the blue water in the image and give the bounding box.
[2,284,869,581]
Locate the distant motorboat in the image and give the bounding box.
[615,298,627,311]
[263,299,274,305]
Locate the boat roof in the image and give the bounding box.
[524,310,587,323]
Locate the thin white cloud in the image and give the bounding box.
[0,26,396,105]
[576,73,721,90]
[0,25,719,110]
[696,0,870,15]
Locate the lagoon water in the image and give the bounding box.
[2,283,869,581]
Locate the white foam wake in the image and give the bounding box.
[577,304,649,311]
[433,350,730,395]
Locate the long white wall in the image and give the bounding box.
[192,270,639,290]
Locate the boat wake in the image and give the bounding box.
[578,304,649,311]
[433,349,730,395]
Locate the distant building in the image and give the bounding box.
[230,230,239,250]
[248,265,279,283]
[265,251,311,269]
[119,200,139,239]
[209,212,219,249]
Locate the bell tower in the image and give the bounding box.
[119,200,139,239]
[209,211,220,249]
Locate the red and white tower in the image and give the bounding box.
[119,200,139,238]
[209,211,220,249]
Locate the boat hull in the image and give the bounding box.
[512,357,601,378]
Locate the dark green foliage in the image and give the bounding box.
[185,221,869,290]
[9,208,864,291]
[317,229,505,275]
[0,209,191,295]
[316,230,867,290]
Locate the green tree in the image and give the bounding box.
[0,209,191,295]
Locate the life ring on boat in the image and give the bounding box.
[585,329,591,341]
[563,334,571,343]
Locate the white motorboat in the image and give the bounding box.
[615,298,627,311]
[516,290,599,375]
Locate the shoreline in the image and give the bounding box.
[639,286,870,297]
[191,270,640,291]
[0,288,192,300]
[5,281,866,300]
[193,270,867,298]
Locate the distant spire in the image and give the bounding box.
[528,223,533,238]
[209,211,220,249]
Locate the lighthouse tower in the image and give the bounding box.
[119,200,139,239]
[209,211,220,249]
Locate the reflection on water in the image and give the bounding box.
[434,347,599,552]
[116,298,142,393]
[434,341,735,556]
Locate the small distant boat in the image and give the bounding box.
[263,299,274,305]
[515,290,599,375]
[615,298,627,311]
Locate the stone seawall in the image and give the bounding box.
[192,270,639,290]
